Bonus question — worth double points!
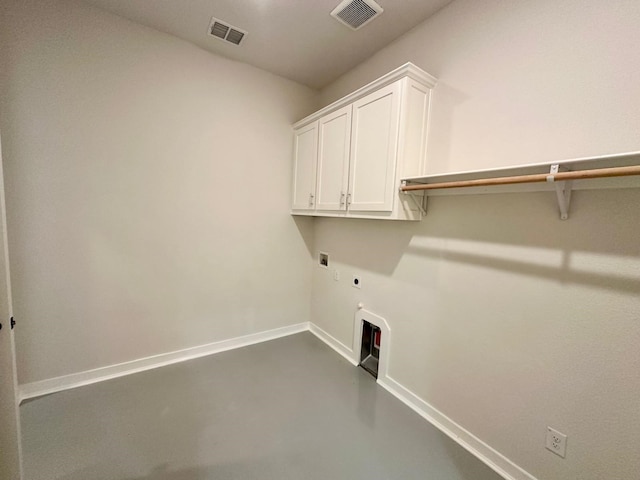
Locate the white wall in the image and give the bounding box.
[313,1,640,479]
[322,0,640,173]
[2,0,639,477]
[0,0,318,384]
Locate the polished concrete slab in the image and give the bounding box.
[21,332,504,480]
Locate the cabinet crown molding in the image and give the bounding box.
[294,62,437,129]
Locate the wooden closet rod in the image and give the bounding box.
[401,165,640,192]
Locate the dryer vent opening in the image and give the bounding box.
[360,320,381,378]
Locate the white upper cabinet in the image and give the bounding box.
[316,105,352,211]
[348,82,401,212]
[291,121,318,211]
[291,63,437,220]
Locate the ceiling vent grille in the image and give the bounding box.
[208,17,247,46]
[330,0,383,30]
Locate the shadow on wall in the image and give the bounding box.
[314,216,416,276]
[417,190,640,256]
[292,215,315,257]
[405,243,640,295]
[314,188,640,290]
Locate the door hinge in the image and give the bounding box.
[10,317,15,329]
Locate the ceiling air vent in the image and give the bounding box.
[208,17,246,46]
[330,0,383,30]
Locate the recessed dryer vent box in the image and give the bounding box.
[360,320,381,378]
[319,252,329,268]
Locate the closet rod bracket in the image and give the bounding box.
[400,181,428,216]
[547,164,573,220]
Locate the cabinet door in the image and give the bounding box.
[291,121,318,211]
[316,106,351,211]
[348,82,401,212]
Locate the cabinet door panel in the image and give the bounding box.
[291,122,318,211]
[348,83,401,212]
[316,106,351,211]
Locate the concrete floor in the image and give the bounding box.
[21,332,504,480]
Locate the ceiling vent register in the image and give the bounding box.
[208,17,246,46]
[330,0,383,30]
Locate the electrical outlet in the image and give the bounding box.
[545,427,567,458]
[333,270,340,281]
[352,275,361,289]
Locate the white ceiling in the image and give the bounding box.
[82,0,453,89]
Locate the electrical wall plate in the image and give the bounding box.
[546,427,567,458]
[352,275,361,288]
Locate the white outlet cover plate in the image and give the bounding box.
[546,426,567,458]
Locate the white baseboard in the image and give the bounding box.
[20,318,536,480]
[309,322,358,366]
[19,322,309,402]
[377,375,538,480]
[309,320,536,480]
